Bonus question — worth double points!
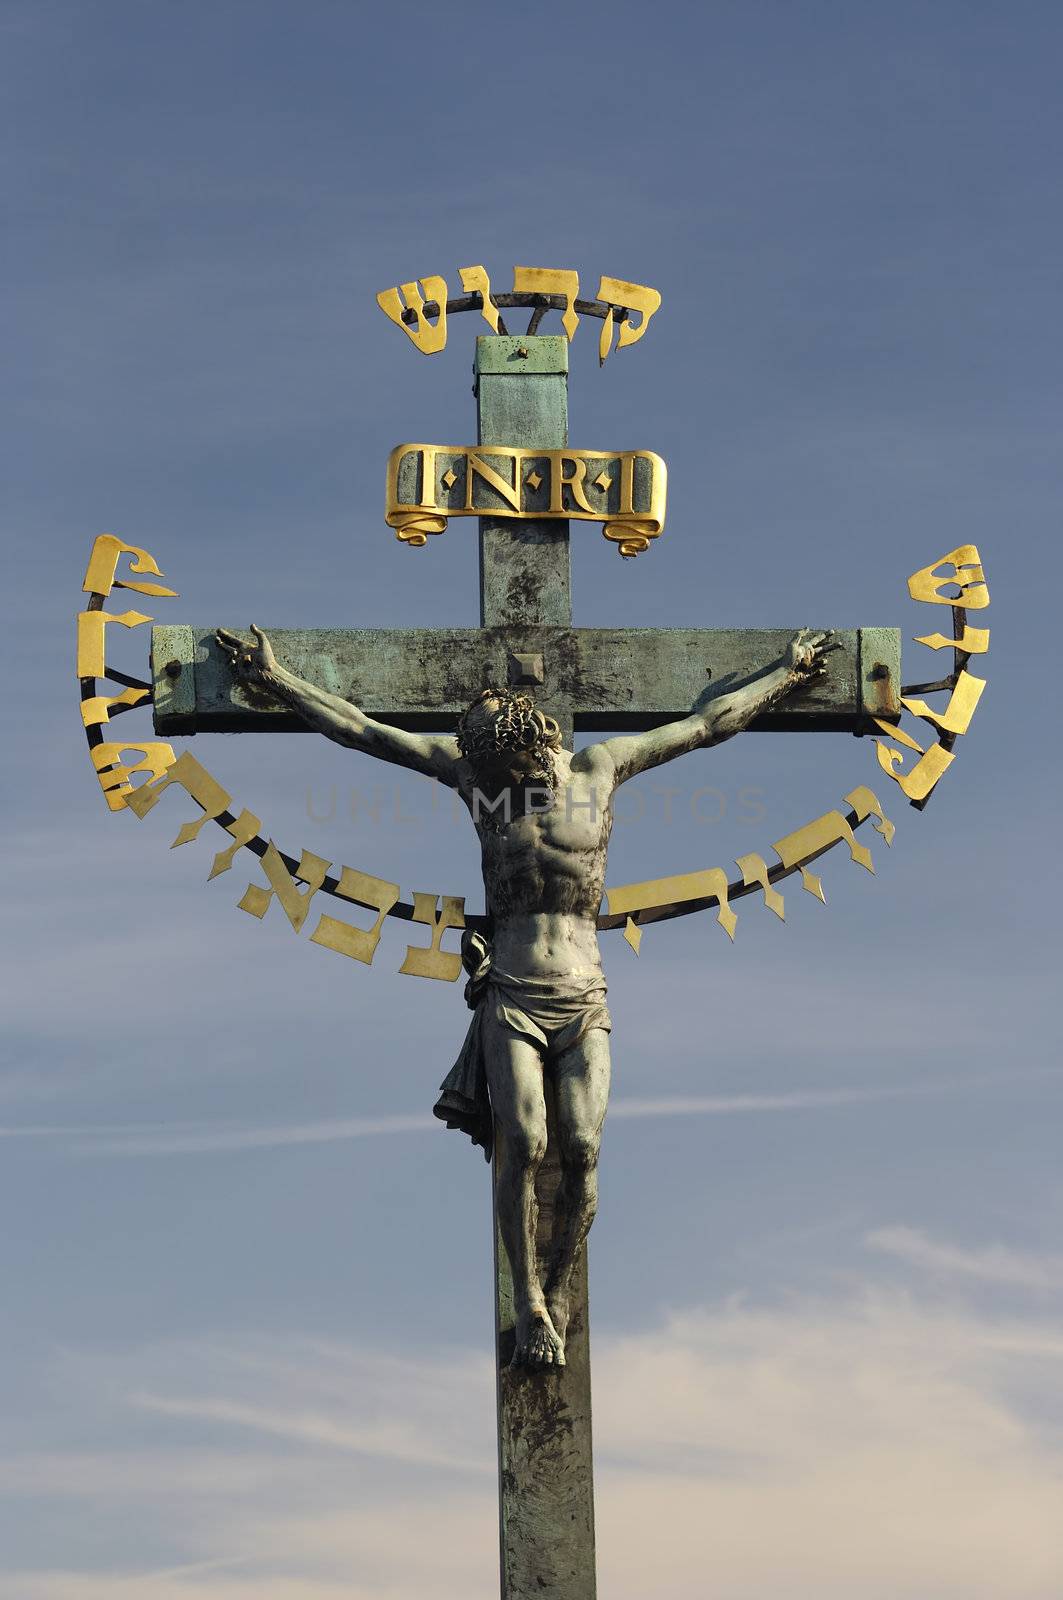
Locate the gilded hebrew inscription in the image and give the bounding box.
[512,266,580,341]
[238,844,332,932]
[914,625,990,653]
[907,544,989,609]
[596,276,662,364]
[77,609,153,678]
[605,866,737,942]
[902,670,987,736]
[91,742,176,811]
[310,866,401,966]
[399,893,466,981]
[82,534,178,600]
[376,276,449,354]
[459,264,500,333]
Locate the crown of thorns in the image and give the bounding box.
[456,689,561,772]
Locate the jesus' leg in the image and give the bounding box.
[544,1028,611,1355]
[482,1012,565,1369]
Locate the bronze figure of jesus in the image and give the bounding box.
[217,624,833,1369]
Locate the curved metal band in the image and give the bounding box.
[79,581,888,938]
[398,291,628,338]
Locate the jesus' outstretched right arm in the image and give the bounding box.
[215,624,462,786]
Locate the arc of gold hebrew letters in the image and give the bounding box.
[75,532,901,960]
[606,867,738,952]
[769,809,873,905]
[121,750,460,977]
[605,786,894,952]
[78,530,990,966]
[873,543,990,808]
[77,546,467,978]
[375,264,662,358]
[78,536,172,807]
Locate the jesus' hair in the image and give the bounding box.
[456,689,562,781]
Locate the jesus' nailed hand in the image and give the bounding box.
[216,623,834,1370]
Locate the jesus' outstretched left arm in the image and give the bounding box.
[585,628,835,785]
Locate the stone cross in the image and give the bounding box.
[152,333,900,1599]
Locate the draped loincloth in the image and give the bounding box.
[433,931,611,1162]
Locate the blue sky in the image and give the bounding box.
[4,1,1062,1594]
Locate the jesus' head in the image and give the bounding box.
[456,689,562,786]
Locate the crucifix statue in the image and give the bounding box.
[146,282,903,1598]
[216,617,832,1370]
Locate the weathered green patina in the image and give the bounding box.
[153,624,899,735]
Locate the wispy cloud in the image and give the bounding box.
[128,1390,492,1475]
[6,1273,1063,1599]
[75,1113,436,1155]
[1,1066,1052,1156]
[866,1224,1063,1292]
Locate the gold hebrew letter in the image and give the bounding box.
[606,867,737,941]
[734,852,786,920]
[376,276,449,354]
[124,750,232,846]
[399,893,466,981]
[770,810,875,903]
[238,843,331,932]
[459,264,500,333]
[512,267,580,341]
[91,742,175,811]
[913,625,990,653]
[874,736,955,803]
[902,669,986,736]
[77,609,153,678]
[596,276,663,364]
[80,685,152,727]
[208,810,262,879]
[872,717,924,753]
[844,786,896,846]
[119,745,268,873]
[82,535,178,599]
[310,866,400,965]
[908,545,989,609]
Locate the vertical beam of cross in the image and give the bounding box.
[476,335,597,1598]
[477,335,572,637]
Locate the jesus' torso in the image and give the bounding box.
[456,748,614,979]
